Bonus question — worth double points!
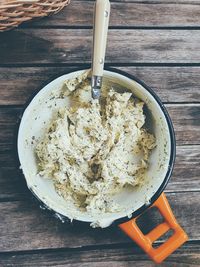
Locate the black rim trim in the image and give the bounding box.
[16,65,176,226]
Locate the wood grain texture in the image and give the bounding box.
[0,67,200,105]
[0,243,199,267]
[169,146,200,192]
[29,1,200,27]
[1,29,200,65]
[0,0,199,264]
[0,144,15,168]
[0,107,21,145]
[0,105,199,145]
[81,0,200,2]
[167,104,200,145]
[0,145,199,200]
[0,192,198,252]
[92,0,200,3]
[0,167,28,200]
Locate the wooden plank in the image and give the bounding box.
[29,1,200,27]
[0,167,28,200]
[0,67,74,106]
[0,145,199,200]
[0,191,198,252]
[0,243,199,267]
[120,66,200,103]
[168,146,200,192]
[118,0,200,2]
[0,144,16,168]
[1,29,200,64]
[111,0,200,2]
[167,104,200,145]
[76,0,200,2]
[0,66,200,105]
[0,107,21,145]
[0,105,199,145]
[96,0,200,3]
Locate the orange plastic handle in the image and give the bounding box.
[119,193,188,263]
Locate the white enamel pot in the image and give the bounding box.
[17,68,188,263]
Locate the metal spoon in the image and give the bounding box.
[91,0,110,99]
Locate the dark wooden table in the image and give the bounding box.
[0,0,200,266]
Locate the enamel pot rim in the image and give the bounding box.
[16,66,176,226]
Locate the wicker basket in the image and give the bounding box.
[0,0,70,31]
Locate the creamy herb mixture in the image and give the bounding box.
[36,73,156,213]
